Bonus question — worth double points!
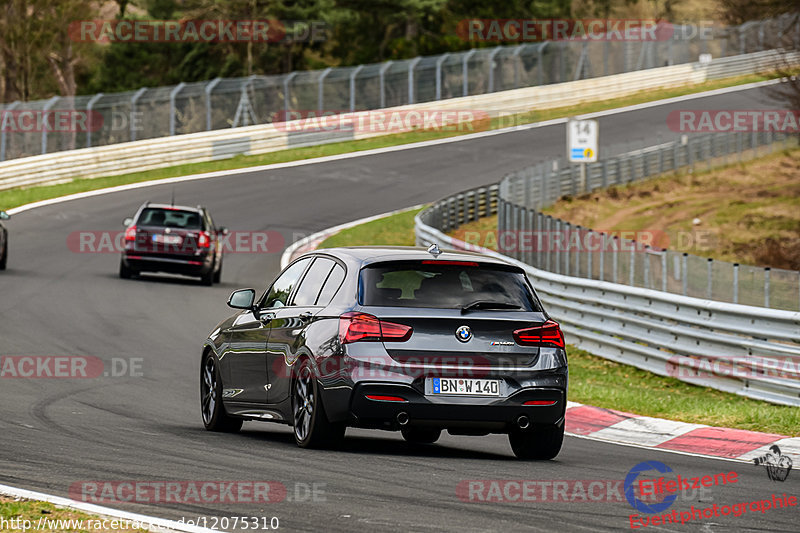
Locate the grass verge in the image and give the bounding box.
[314,207,800,436]
[0,497,149,532]
[0,72,777,212]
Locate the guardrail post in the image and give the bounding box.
[545,216,552,272]
[564,222,571,276]
[629,239,635,286]
[661,250,668,292]
[598,232,605,281]
[0,101,19,161]
[169,82,186,136]
[612,236,619,283]
[644,246,651,289]
[378,61,392,108]
[733,263,739,304]
[317,68,332,112]
[86,93,103,147]
[554,219,561,274]
[408,57,422,104]
[204,78,221,131]
[586,229,593,280]
[435,53,449,100]
[764,267,771,308]
[41,96,59,154]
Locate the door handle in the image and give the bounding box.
[299,311,313,320]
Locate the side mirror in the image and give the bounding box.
[123,217,133,227]
[228,288,256,310]
[0,211,9,220]
[217,226,229,235]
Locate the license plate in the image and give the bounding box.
[430,378,500,396]
[152,234,181,245]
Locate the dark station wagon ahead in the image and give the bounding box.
[201,246,568,459]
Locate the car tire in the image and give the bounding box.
[119,259,133,279]
[200,351,243,433]
[213,259,222,284]
[508,424,564,460]
[0,240,6,270]
[401,427,441,445]
[292,359,345,449]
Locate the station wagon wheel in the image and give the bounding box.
[200,350,242,433]
[292,359,345,448]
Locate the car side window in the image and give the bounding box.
[316,263,346,306]
[261,258,312,309]
[292,258,336,306]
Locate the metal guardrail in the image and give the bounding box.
[497,131,800,311]
[416,197,800,406]
[1,51,797,192]
[1,15,797,162]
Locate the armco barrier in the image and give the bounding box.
[1,50,797,192]
[415,188,800,407]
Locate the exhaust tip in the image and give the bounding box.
[397,412,410,426]
[517,415,530,429]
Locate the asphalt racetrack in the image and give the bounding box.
[0,85,796,531]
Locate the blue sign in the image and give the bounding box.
[624,461,677,514]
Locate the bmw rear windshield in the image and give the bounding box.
[359,260,542,311]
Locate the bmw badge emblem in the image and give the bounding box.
[456,325,472,343]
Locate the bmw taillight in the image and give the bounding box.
[513,320,565,348]
[124,225,137,242]
[198,231,211,248]
[339,312,413,344]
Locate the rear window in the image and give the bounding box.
[138,208,203,229]
[360,262,540,310]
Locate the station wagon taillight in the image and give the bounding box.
[339,312,413,344]
[513,320,565,348]
[197,231,211,248]
[124,225,137,242]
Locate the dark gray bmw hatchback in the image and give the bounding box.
[201,246,568,459]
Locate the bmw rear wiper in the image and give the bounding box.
[461,300,522,314]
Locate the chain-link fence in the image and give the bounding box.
[1,15,797,162]
[496,131,800,311]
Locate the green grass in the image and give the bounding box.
[318,207,424,248]
[316,207,800,436]
[0,72,778,212]
[0,497,148,532]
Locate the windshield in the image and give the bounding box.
[138,208,203,230]
[360,262,540,310]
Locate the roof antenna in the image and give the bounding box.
[427,243,442,258]
[170,186,175,207]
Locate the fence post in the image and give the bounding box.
[435,53,449,100]
[612,236,619,283]
[564,222,571,276]
[283,72,298,114]
[733,263,739,304]
[706,258,713,299]
[86,93,104,147]
[629,238,635,286]
[599,232,605,281]
[574,225,581,277]
[130,87,147,142]
[378,61,393,108]
[546,216,552,272]
[41,96,59,154]
[661,250,668,292]
[462,50,477,97]
[488,46,503,93]
[317,68,332,112]
[169,82,186,136]
[682,253,688,296]
[205,78,221,131]
[764,267,771,308]
[586,229,593,280]
[349,65,364,112]
[644,246,650,289]
[408,57,422,104]
[555,219,561,274]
